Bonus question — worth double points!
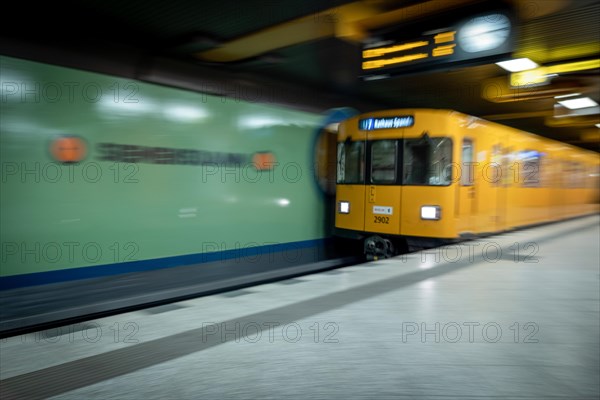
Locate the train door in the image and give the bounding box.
[457,138,476,235]
[493,144,508,231]
[363,139,402,236]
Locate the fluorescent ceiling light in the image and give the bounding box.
[557,97,599,110]
[596,123,600,128]
[554,93,581,99]
[496,58,538,72]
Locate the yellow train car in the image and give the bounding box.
[334,109,600,258]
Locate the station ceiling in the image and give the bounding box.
[2,0,599,150]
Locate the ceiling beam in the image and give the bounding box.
[195,0,480,63]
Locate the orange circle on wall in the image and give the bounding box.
[252,152,277,171]
[50,136,87,163]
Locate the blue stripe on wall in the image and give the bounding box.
[0,239,327,290]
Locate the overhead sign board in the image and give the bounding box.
[361,8,515,80]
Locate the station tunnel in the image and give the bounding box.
[1,1,599,399]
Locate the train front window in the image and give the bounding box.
[337,141,365,184]
[403,137,452,186]
[371,140,397,184]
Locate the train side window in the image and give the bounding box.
[371,140,397,184]
[403,137,452,186]
[572,162,584,188]
[562,161,574,188]
[560,160,568,188]
[461,139,474,186]
[502,147,514,186]
[540,154,550,187]
[568,161,576,188]
[337,141,365,184]
[519,150,541,188]
[590,165,600,189]
[490,145,503,187]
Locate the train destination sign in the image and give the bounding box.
[359,116,414,130]
[361,8,514,79]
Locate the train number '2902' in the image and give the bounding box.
[374,216,389,224]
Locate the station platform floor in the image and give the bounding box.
[1,215,599,400]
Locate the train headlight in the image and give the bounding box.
[339,201,350,214]
[421,206,441,220]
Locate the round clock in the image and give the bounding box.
[457,13,511,53]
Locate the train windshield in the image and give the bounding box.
[371,140,397,183]
[403,137,452,185]
[337,141,365,184]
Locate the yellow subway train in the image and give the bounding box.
[334,109,600,259]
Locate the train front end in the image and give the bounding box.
[334,110,459,259]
